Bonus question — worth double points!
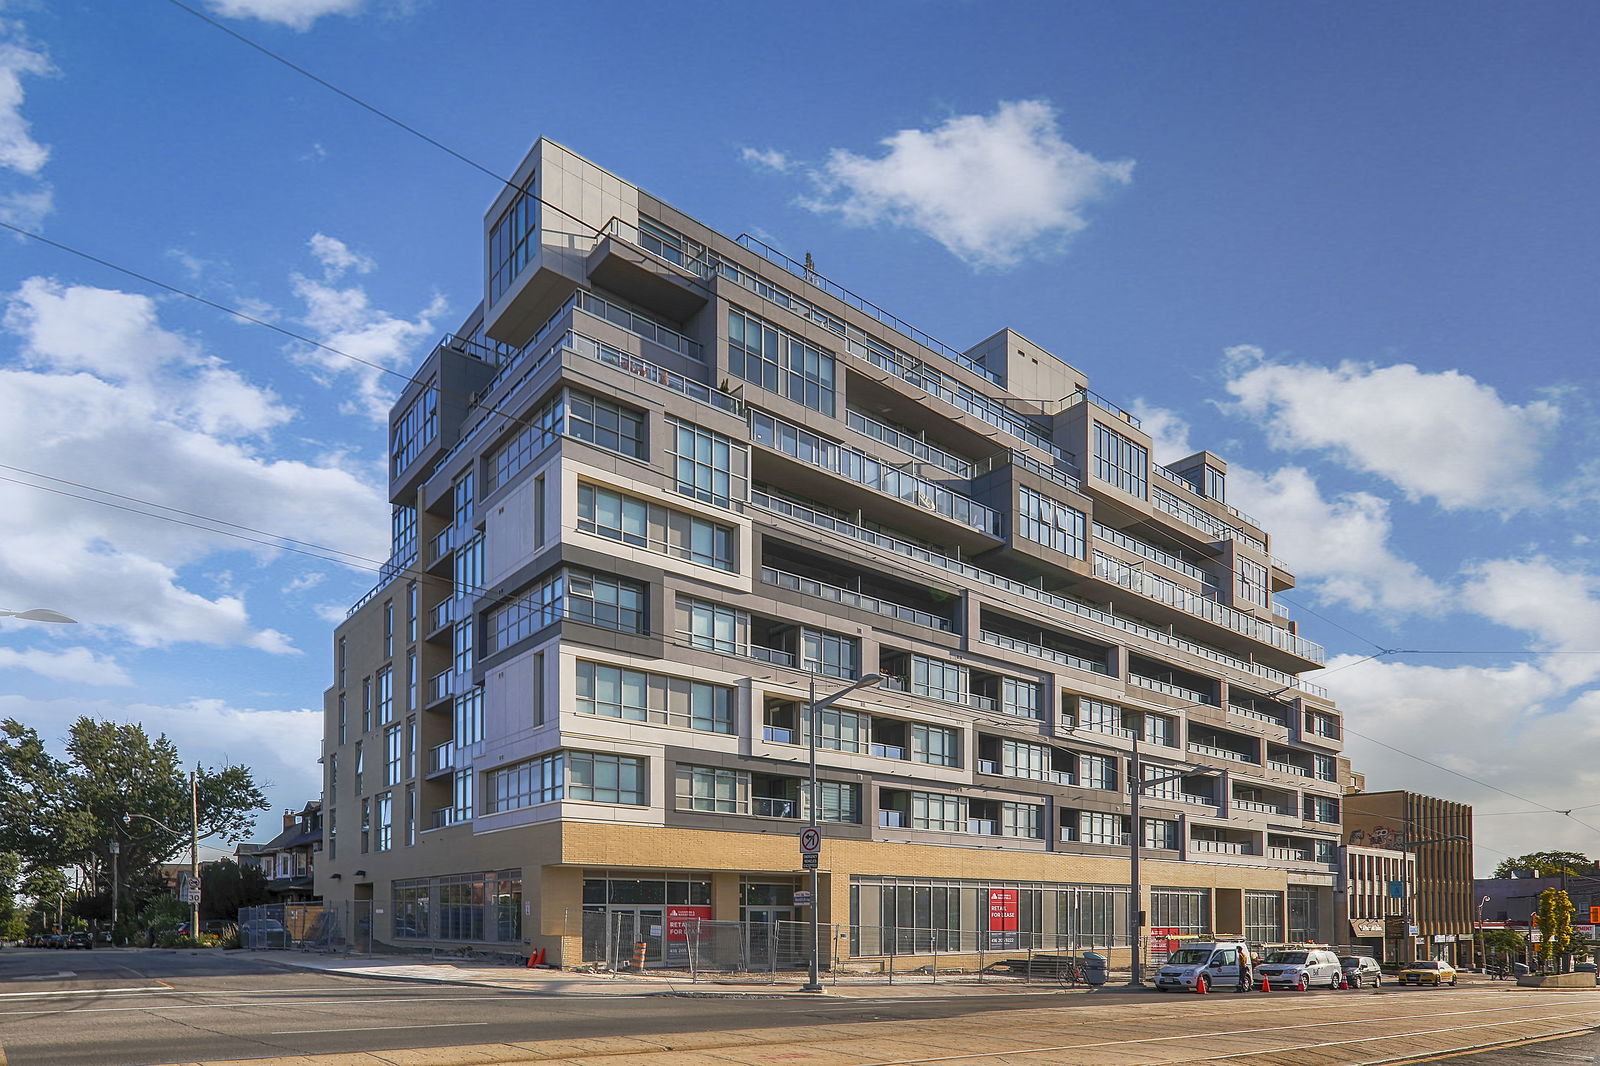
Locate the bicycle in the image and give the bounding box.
[1058,958,1087,988]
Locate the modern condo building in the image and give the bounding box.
[320,138,1350,967]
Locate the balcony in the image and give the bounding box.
[1131,674,1215,705]
[1232,798,1289,815]
[1229,702,1288,728]
[1188,741,1258,764]
[762,725,796,744]
[1268,846,1315,862]
[428,671,454,705]
[428,741,455,776]
[980,630,1109,676]
[878,809,908,828]
[868,743,906,761]
[1094,522,1213,585]
[846,409,974,478]
[968,819,999,836]
[429,808,457,830]
[753,797,798,819]
[428,598,454,634]
[751,411,1001,536]
[762,566,952,632]
[1267,759,1313,778]
[1192,838,1254,856]
[978,759,1000,775]
[748,490,1330,697]
[1150,483,1267,553]
[1095,553,1324,665]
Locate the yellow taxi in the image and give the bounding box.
[1398,959,1458,986]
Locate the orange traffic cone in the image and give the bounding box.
[526,947,545,968]
[1195,975,1208,994]
[1260,973,1271,992]
[1338,971,1349,990]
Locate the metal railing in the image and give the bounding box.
[1094,523,1213,584]
[1129,674,1216,704]
[1191,838,1253,855]
[1152,486,1268,553]
[1187,740,1259,763]
[749,491,1328,692]
[845,410,974,478]
[1229,703,1288,727]
[761,566,952,632]
[1266,759,1313,777]
[979,630,1110,676]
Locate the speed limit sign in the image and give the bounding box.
[799,827,821,854]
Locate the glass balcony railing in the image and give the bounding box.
[1153,464,1261,528]
[1152,485,1268,553]
[749,490,1329,691]
[1229,703,1289,728]
[752,797,798,819]
[878,809,908,828]
[428,671,453,704]
[845,410,974,478]
[979,631,1109,676]
[1130,674,1215,705]
[761,566,951,631]
[751,412,1001,536]
[1093,523,1213,585]
[762,725,796,744]
[1095,553,1322,663]
[428,741,455,775]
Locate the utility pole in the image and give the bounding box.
[110,841,120,942]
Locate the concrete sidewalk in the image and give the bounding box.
[242,950,1094,998]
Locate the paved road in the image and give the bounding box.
[0,947,1099,1066]
[2,947,1597,1066]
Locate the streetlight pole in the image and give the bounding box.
[110,841,120,941]
[1477,894,1490,973]
[802,671,881,994]
[123,769,201,940]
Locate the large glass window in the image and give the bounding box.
[1151,887,1210,936]
[801,629,858,679]
[1000,802,1044,839]
[577,483,735,570]
[667,417,748,507]
[375,792,393,852]
[454,684,484,747]
[1080,752,1118,791]
[376,667,394,725]
[1017,486,1086,558]
[816,781,860,824]
[1001,678,1041,720]
[575,661,734,734]
[485,393,563,491]
[910,655,966,704]
[911,723,958,767]
[490,569,647,652]
[391,383,438,476]
[1079,811,1124,845]
[1245,890,1284,944]
[811,706,869,753]
[567,751,645,805]
[683,598,739,654]
[1093,423,1149,499]
[568,391,646,459]
[1001,738,1051,781]
[676,765,745,813]
[1142,817,1179,850]
[383,725,401,786]
[483,753,563,813]
[488,184,536,306]
[728,308,836,415]
[910,791,964,832]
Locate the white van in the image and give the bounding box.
[1256,947,1342,990]
[1153,940,1253,992]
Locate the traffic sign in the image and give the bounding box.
[799,827,821,854]
[802,853,819,870]
[794,890,812,906]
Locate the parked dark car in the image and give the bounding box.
[65,931,93,950]
[1339,955,1382,988]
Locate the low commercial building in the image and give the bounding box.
[1339,843,1416,962]
[1343,790,1474,966]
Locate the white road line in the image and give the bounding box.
[271,1021,490,1035]
[0,985,166,999]
[853,1008,1600,1066]
[0,992,530,1016]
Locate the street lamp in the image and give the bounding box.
[1477,894,1491,973]
[109,841,120,940]
[124,769,201,940]
[0,607,76,623]
[801,671,882,993]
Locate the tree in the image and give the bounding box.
[1535,887,1576,970]
[0,717,268,906]
[1492,851,1597,879]
[1481,928,1528,965]
[0,852,24,940]
[199,859,269,921]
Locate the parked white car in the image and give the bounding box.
[1256,947,1342,990]
[1154,941,1254,992]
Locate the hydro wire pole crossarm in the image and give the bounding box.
[801,672,882,993]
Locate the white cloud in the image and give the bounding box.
[1233,465,1451,616]
[1133,400,1449,616]
[1223,345,1560,512]
[0,645,131,686]
[289,236,445,423]
[203,0,365,32]
[0,276,388,653]
[0,21,52,177]
[1458,556,1600,690]
[740,147,792,173]
[795,99,1133,270]
[0,19,54,230]
[1325,655,1600,872]
[307,232,374,278]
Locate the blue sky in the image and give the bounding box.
[0,0,1596,873]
